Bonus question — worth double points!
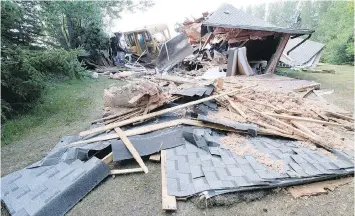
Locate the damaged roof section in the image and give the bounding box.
[203,4,314,35]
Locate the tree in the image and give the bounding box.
[1,1,43,49]
[315,1,354,64]
[39,1,153,50]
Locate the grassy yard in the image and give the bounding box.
[1,77,119,145]
[276,64,354,111]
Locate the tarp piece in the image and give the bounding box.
[1,157,110,216]
[165,135,354,197]
[29,135,111,168]
[197,114,258,136]
[156,33,194,72]
[174,85,214,97]
[112,127,198,161]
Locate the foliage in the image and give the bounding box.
[315,1,354,64]
[1,77,118,145]
[1,1,43,49]
[39,1,154,51]
[1,48,87,120]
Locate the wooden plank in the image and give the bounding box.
[91,108,141,124]
[149,153,161,162]
[250,108,330,149]
[265,34,290,74]
[291,121,321,140]
[302,88,314,98]
[325,111,354,122]
[79,89,243,137]
[161,150,177,210]
[311,108,329,121]
[110,168,144,175]
[225,96,247,119]
[114,127,149,174]
[293,83,321,92]
[155,75,196,84]
[102,153,113,164]
[263,112,347,128]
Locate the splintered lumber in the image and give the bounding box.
[275,109,303,116]
[102,153,113,164]
[225,96,247,119]
[293,83,320,92]
[250,108,330,149]
[79,89,243,137]
[291,121,321,140]
[91,108,141,124]
[161,150,177,210]
[114,127,149,174]
[110,168,144,175]
[155,75,196,84]
[325,111,354,122]
[263,112,347,128]
[104,110,143,125]
[302,88,314,98]
[149,153,161,162]
[311,108,329,121]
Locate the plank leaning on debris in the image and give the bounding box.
[114,127,149,174]
[79,89,244,137]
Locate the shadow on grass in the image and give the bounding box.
[2,77,118,145]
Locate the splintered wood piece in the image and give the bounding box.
[225,96,247,119]
[149,153,161,162]
[110,168,144,175]
[79,89,243,137]
[263,112,346,128]
[114,127,149,174]
[161,150,177,210]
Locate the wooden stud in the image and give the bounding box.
[91,108,141,124]
[325,111,354,122]
[110,168,144,175]
[161,150,177,210]
[114,127,149,174]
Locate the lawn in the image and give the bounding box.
[276,64,354,111]
[1,77,120,145]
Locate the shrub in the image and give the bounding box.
[1,48,87,120]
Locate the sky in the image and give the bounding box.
[109,0,276,37]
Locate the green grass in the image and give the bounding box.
[1,77,119,145]
[276,64,354,111]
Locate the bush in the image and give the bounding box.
[1,48,87,120]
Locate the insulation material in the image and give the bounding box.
[104,80,165,108]
[237,47,254,76]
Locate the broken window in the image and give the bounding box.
[125,33,136,46]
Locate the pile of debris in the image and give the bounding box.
[1,3,354,216]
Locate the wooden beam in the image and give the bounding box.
[102,153,113,164]
[263,112,347,128]
[110,168,144,175]
[161,150,177,210]
[311,108,329,121]
[114,127,149,173]
[225,96,247,119]
[325,111,354,122]
[302,88,315,98]
[91,108,141,124]
[291,121,321,140]
[154,75,196,84]
[265,34,290,74]
[293,83,321,92]
[79,89,243,137]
